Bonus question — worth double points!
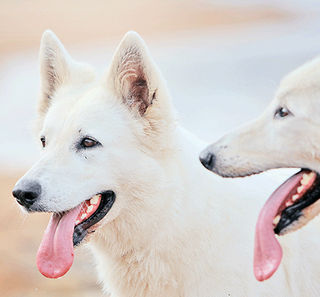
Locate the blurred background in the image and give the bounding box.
[1,0,320,296]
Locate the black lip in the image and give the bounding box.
[274,172,320,235]
[73,190,116,246]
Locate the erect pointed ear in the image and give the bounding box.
[38,30,95,116]
[107,31,158,116]
[39,30,72,103]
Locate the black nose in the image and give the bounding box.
[12,181,42,208]
[199,152,216,170]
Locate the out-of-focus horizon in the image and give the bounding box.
[1,0,320,296]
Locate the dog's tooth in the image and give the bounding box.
[301,173,312,185]
[81,213,87,220]
[285,200,293,207]
[87,205,93,213]
[75,220,80,225]
[301,172,316,185]
[273,215,281,226]
[292,194,300,202]
[90,196,99,205]
[297,186,304,193]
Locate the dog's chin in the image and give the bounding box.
[211,164,264,178]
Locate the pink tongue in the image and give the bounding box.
[36,205,81,278]
[254,171,304,281]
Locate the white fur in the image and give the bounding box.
[202,56,320,231]
[15,31,320,296]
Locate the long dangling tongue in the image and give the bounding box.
[254,171,304,281]
[36,205,81,278]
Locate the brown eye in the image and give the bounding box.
[40,136,46,148]
[80,137,99,148]
[274,107,291,119]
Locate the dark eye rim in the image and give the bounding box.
[79,137,102,149]
[40,136,46,148]
[274,107,292,119]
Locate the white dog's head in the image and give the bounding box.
[12,30,176,279]
[200,57,320,281]
[200,56,320,177]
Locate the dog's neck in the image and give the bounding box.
[88,126,219,296]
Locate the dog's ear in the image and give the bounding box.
[39,30,72,106]
[38,30,95,115]
[107,31,158,116]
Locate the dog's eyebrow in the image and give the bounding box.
[78,129,82,133]
[277,85,320,101]
[276,89,295,101]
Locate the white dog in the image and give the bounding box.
[12,31,320,296]
[200,56,320,282]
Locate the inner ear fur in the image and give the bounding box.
[108,32,157,116]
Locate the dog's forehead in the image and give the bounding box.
[42,85,127,138]
[277,57,320,104]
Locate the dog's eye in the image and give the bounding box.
[40,136,46,148]
[274,107,291,119]
[80,137,100,149]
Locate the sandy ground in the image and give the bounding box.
[0,0,318,296]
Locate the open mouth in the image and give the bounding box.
[73,191,116,246]
[273,171,320,234]
[254,169,320,282]
[36,190,115,279]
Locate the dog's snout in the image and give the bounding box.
[199,152,216,171]
[12,181,42,208]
